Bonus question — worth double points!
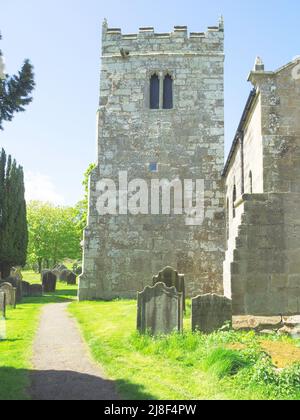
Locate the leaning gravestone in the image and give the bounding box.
[153,266,186,311]
[137,282,183,336]
[42,271,57,293]
[0,283,16,308]
[0,292,6,318]
[3,277,22,303]
[29,284,43,297]
[21,281,31,297]
[192,294,232,334]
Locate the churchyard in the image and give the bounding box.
[0,274,77,400]
[1,266,300,400]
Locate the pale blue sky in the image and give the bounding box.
[0,0,299,205]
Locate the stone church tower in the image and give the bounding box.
[78,19,225,301]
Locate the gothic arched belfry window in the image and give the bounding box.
[163,74,173,109]
[150,74,160,109]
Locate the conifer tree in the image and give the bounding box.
[0,148,28,278]
[0,32,35,130]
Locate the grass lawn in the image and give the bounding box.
[69,300,300,400]
[0,271,78,400]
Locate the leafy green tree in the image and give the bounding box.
[27,201,82,272]
[0,32,35,130]
[75,163,96,232]
[0,148,28,278]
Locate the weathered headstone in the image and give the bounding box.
[21,281,31,297]
[52,269,60,279]
[0,292,6,318]
[153,266,186,311]
[59,269,70,282]
[66,271,77,285]
[137,282,183,335]
[0,283,16,308]
[192,294,232,334]
[29,284,43,297]
[42,271,57,293]
[3,277,22,303]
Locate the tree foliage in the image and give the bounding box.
[27,201,82,272]
[0,148,28,278]
[75,163,96,232]
[0,32,35,130]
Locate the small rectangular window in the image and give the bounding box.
[149,163,158,172]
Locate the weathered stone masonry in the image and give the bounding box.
[79,20,225,300]
[224,58,300,315]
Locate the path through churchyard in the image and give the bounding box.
[30,302,119,400]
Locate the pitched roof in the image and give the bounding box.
[222,88,257,177]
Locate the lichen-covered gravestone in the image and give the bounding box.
[42,271,57,293]
[137,282,183,336]
[153,267,186,311]
[29,284,43,297]
[2,277,22,303]
[192,294,232,334]
[0,283,16,308]
[0,292,6,318]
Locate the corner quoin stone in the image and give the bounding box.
[137,282,183,335]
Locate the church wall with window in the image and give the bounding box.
[79,21,225,301]
[223,58,300,315]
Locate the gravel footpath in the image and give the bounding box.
[30,302,119,400]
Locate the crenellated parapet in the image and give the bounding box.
[101,19,224,56]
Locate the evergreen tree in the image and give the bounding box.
[0,32,35,130]
[0,148,28,278]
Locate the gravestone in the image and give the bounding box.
[153,267,186,311]
[0,283,16,308]
[29,284,43,297]
[66,271,77,285]
[59,269,70,282]
[0,292,6,318]
[3,277,22,303]
[192,294,232,334]
[21,281,31,297]
[42,271,57,293]
[137,282,183,335]
[52,269,60,279]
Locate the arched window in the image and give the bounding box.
[233,185,237,219]
[249,171,253,194]
[163,74,173,109]
[150,74,160,109]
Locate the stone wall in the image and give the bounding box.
[249,61,300,194]
[223,94,264,297]
[79,20,225,300]
[231,193,300,316]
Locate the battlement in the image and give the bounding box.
[101,18,224,56]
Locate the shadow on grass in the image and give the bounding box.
[0,367,155,400]
[21,289,78,305]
